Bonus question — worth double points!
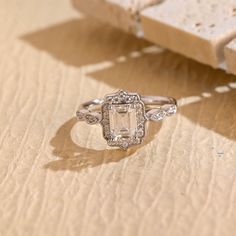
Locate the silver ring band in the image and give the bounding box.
[76,90,177,149]
[78,96,177,120]
[80,95,176,109]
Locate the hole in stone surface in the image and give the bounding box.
[211,4,217,10]
[195,22,202,27]
[209,24,215,28]
[233,8,236,16]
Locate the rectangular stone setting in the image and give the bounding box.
[101,90,147,149]
[109,104,137,139]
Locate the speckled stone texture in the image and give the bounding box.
[141,0,236,67]
[73,0,236,75]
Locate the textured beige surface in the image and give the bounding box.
[1,0,236,236]
[225,39,236,74]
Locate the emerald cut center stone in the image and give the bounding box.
[109,104,137,139]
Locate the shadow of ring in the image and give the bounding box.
[45,117,162,172]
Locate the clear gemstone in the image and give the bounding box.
[148,109,166,121]
[165,105,177,116]
[109,104,137,140]
[85,113,100,124]
[120,141,129,149]
[101,91,146,149]
[76,109,87,120]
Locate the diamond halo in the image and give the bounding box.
[101,90,147,149]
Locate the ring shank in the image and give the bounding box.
[80,96,177,111]
[141,96,177,106]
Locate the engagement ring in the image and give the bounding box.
[76,90,177,149]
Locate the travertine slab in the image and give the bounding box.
[141,0,236,68]
[72,0,161,33]
[73,0,236,74]
[225,39,236,74]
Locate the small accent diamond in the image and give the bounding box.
[85,112,101,124]
[165,105,177,116]
[76,109,87,120]
[147,109,166,121]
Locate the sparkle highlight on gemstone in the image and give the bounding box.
[101,90,146,149]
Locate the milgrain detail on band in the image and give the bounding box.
[76,109,101,124]
[76,90,177,149]
[146,104,177,121]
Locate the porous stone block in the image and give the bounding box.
[73,0,236,75]
[141,0,236,68]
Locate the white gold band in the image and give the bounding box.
[76,90,177,149]
[77,95,177,123]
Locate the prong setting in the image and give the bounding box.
[101,90,147,149]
